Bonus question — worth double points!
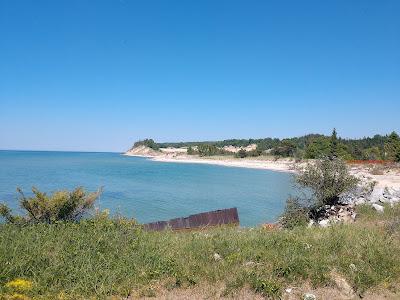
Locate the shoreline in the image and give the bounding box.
[123,153,297,173]
[124,153,400,189]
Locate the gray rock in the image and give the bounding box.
[354,198,366,205]
[304,293,316,300]
[318,219,330,227]
[372,203,384,213]
[368,187,384,203]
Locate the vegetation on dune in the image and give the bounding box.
[1,205,400,299]
[197,144,228,157]
[138,130,400,161]
[133,139,159,151]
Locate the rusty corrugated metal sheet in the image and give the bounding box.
[143,207,239,231]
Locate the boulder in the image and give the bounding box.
[368,187,384,203]
[354,198,366,205]
[318,219,330,227]
[372,203,384,213]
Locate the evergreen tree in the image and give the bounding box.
[330,128,338,159]
[384,131,400,162]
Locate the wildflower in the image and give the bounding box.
[5,279,33,292]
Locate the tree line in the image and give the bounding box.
[137,131,400,161]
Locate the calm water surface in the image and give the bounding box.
[0,151,297,226]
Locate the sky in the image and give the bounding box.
[0,0,399,152]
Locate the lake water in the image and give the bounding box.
[0,151,298,226]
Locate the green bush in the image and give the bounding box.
[0,187,102,224]
[235,148,247,158]
[197,144,227,156]
[296,158,359,209]
[187,146,196,155]
[280,196,310,229]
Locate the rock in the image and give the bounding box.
[368,187,384,203]
[354,198,366,205]
[213,253,222,261]
[372,203,384,213]
[285,288,292,293]
[303,293,316,300]
[349,263,357,272]
[308,220,315,228]
[391,197,400,203]
[318,219,330,227]
[244,261,255,267]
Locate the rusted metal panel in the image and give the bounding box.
[143,207,239,231]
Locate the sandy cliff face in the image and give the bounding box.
[222,144,257,153]
[124,145,160,157]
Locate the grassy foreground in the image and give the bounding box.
[1,206,400,299]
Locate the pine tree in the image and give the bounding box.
[384,131,400,162]
[330,128,338,159]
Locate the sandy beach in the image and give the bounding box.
[124,150,400,189]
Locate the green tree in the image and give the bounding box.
[236,148,247,158]
[296,158,359,209]
[0,187,102,224]
[384,131,400,162]
[304,137,331,159]
[362,146,382,160]
[272,140,296,157]
[330,128,338,159]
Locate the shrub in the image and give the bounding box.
[0,187,102,224]
[197,144,226,156]
[271,140,296,157]
[296,158,359,208]
[187,146,195,155]
[236,148,247,158]
[280,196,310,229]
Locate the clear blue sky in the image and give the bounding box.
[1,0,399,152]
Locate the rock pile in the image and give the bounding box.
[341,182,400,207]
[312,180,400,227]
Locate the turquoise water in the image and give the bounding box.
[0,151,297,226]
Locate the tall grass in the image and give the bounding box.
[1,207,400,299]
